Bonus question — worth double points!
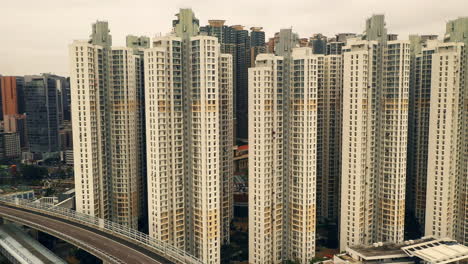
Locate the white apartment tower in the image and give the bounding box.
[424,42,466,244]
[249,47,319,264]
[145,9,233,263]
[249,53,284,264]
[286,48,318,263]
[145,35,185,249]
[339,35,410,250]
[70,22,144,228]
[70,40,108,219]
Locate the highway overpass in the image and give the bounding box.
[0,196,203,264]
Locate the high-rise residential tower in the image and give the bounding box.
[145,9,233,263]
[70,21,144,229]
[423,17,467,245]
[249,26,319,262]
[339,15,410,250]
[424,41,466,245]
[249,53,285,264]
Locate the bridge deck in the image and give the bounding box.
[0,204,174,264]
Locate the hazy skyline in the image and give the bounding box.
[1,0,467,76]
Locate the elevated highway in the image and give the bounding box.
[0,197,202,264]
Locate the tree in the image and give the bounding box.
[20,164,48,180]
[44,188,54,197]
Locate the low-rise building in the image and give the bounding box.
[0,187,35,200]
[2,132,21,158]
[334,237,468,264]
[234,145,248,174]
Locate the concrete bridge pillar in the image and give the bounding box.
[28,228,39,240]
[99,218,105,229]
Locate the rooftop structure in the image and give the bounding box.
[402,239,468,263]
[0,187,34,200]
[335,237,468,264]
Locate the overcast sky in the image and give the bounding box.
[1,0,467,76]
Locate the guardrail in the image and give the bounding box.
[0,196,203,264]
[0,213,123,264]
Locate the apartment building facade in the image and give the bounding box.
[424,42,466,245]
[249,47,319,264]
[70,21,144,228]
[145,9,233,263]
[340,36,410,250]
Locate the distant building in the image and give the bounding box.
[231,25,249,140]
[3,114,27,149]
[297,37,308,47]
[234,144,248,173]
[54,76,70,124]
[0,188,34,200]
[387,33,398,41]
[24,74,60,154]
[250,27,266,67]
[266,32,279,53]
[59,122,73,166]
[1,76,24,117]
[233,145,248,218]
[0,135,3,160]
[59,121,73,150]
[201,20,255,140]
[1,132,21,158]
[309,33,327,54]
[126,35,150,48]
[326,33,356,55]
[0,77,27,149]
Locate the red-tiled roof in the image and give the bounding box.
[238,145,248,151]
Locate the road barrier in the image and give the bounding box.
[0,196,203,264]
